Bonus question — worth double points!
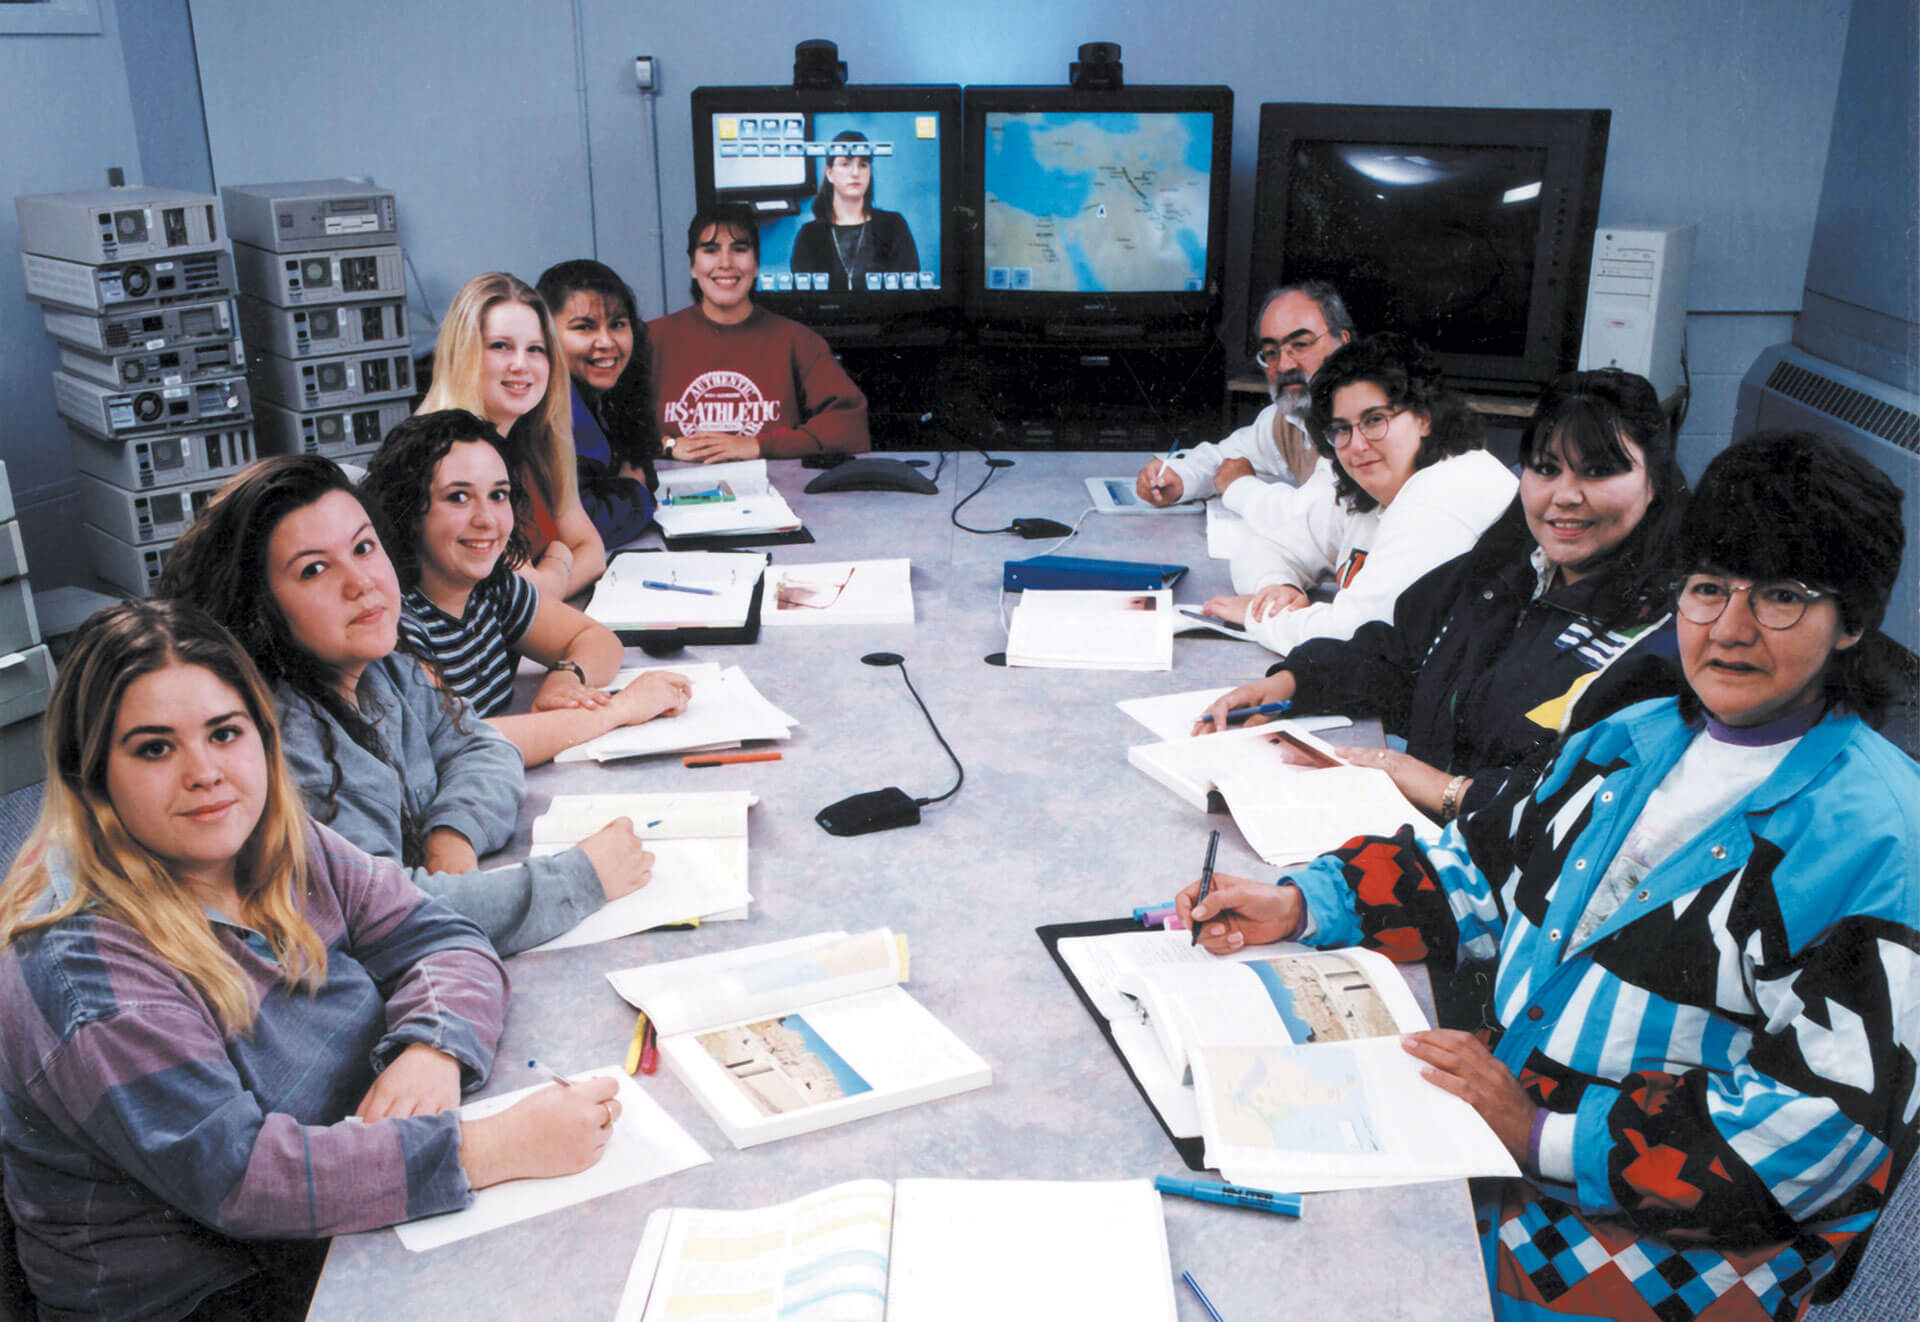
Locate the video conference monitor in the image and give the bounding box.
[690,85,962,329]
[1248,102,1610,393]
[963,85,1233,339]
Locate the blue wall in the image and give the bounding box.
[2,0,1861,585]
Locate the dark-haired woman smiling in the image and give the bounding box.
[1200,369,1687,820]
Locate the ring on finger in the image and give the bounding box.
[600,1101,614,1129]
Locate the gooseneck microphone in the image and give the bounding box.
[815,652,965,836]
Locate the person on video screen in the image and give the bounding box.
[790,130,921,293]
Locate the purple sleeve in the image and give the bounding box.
[311,825,508,1081]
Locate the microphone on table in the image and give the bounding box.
[815,652,965,836]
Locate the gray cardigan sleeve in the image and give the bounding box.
[276,659,607,956]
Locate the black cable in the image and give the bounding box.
[950,450,1016,534]
[893,659,964,806]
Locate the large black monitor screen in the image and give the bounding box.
[706,106,945,296]
[981,110,1215,294]
[1286,140,1548,358]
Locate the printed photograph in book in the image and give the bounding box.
[1256,951,1398,1042]
[773,565,855,611]
[1206,1044,1383,1157]
[698,1013,874,1116]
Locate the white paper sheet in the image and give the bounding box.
[1006,589,1173,671]
[393,1068,710,1252]
[885,1179,1176,1322]
[1116,689,1351,743]
[556,665,795,764]
[523,839,750,952]
[759,558,914,626]
[1205,499,1253,560]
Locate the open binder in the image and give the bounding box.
[1037,917,1206,1170]
[593,549,769,652]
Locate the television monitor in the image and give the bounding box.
[689,84,962,332]
[1248,103,1610,394]
[963,85,1233,340]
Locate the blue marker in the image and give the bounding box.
[641,580,717,596]
[1182,1271,1228,1322]
[1198,700,1293,726]
[1154,1174,1303,1218]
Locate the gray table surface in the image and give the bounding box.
[307,451,1493,1322]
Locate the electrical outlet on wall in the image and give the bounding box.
[634,56,657,92]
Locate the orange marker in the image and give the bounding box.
[683,750,783,768]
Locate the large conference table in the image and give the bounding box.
[307,451,1493,1321]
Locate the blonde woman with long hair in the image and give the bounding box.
[420,271,606,597]
[0,602,620,1322]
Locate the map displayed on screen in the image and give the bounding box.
[983,111,1213,294]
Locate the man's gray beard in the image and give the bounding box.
[1271,380,1310,427]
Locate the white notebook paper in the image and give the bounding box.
[587,552,767,630]
[522,791,755,951]
[759,557,914,626]
[1006,588,1174,671]
[394,1067,710,1252]
[555,664,796,764]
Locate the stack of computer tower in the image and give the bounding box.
[15,185,257,598]
[223,179,415,467]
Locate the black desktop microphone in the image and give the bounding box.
[816,652,965,836]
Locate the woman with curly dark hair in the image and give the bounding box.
[158,454,655,956]
[1200,332,1516,656]
[536,259,662,549]
[361,408,690,765]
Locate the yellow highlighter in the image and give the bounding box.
[625,1013,650,1075]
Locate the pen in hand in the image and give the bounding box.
[1198,700,1292,726]
[528,1060,573,1088]
[1192,829,1221,946]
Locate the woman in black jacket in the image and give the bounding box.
[790,130,921,293]
[1199,369,1687,824]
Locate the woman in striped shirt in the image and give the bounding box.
[362,408,691,766]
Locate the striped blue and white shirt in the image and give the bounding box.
[400,573,538,718]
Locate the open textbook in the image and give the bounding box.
[554,663,797,764]
[1054,929,1518,1191]
[1129,720,1439,865]
[588,551,768,632]
[606,930,990,1147]
[760,558,914,627]
[655,461,802,539]
[523,791,754,952]
[615,1178,1176,1322]
[1005,588,1174,671]
[396,1068,710,1252]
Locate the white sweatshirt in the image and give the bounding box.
[1229,448,1518,655]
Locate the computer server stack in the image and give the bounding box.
[222,179,416,470]
[15,185,257,598]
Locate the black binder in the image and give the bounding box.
[602,548,768,655]
[661,526,816,551]
[1036,917,1208,1171]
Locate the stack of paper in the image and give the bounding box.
[655,461,801,539]
[554,663,796,764]
[760,557,914,626]
[523,790,756,952]
[1128,721,1438,865]
[617,1178,1175,1322]
[586,551,766,632]
[1006,588,1174,671]
[606,930,991,1148]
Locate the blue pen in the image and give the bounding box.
[1154,1174,1303,1218]
[641,580,717,596]
[1199,699,1293,726]
[1182,1271,1228,1322]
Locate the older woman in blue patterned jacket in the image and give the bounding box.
[1178,429,1919,1321]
